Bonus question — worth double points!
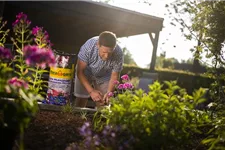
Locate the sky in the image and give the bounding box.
[94,0,198,68]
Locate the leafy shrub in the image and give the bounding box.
[94,80,211,150]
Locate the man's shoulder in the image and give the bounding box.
[85,36,99,46]
[114,44,123,55]
[80,36,98,54]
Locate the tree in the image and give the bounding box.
[168,1,225,67]
[122,47,137,66]
[154,51,166,68]
[166,2,225,149]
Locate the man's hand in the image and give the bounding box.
[102,92,111,105]
[90,90,103,102]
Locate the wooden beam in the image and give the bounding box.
[149,32,160,72]
[149,33,154,45]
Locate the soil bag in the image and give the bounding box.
[45,50,76,105]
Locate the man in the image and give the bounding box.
[74,31,124,108]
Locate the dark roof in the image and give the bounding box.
[2,1,163,49]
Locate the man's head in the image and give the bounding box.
[97,31,117,61]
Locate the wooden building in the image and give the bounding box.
[0,1,163,71]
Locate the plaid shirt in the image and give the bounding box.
[77,36,124,84]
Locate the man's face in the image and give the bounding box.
[98,43,114,61]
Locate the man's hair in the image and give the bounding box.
[99,31,117,48]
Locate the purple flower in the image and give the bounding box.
[8,77,28,89]
[93,135,100,146]
[111,132,116,137]
[79,122,92,137]
[0,46,12,60]
[23,45,56,68]
[121,74,129,81]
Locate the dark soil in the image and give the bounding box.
[23,111,93,150]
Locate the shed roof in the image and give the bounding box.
[2,1,163,48]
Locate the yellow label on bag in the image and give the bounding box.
[49,67,73,79]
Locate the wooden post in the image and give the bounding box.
[149,31,160,72]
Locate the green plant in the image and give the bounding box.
[80,110,88,121]
[94,79,211,149]
[202,116,225,150]
[0,12,55,150]
[62,104,74,114]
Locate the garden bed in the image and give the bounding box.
[23,109,94,150]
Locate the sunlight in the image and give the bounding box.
[98,0,196,68]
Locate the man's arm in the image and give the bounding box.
[107,71,119,93]
[103,71,120,103]
[77,59,93,94]
[77,59,103,101]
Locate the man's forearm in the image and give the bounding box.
[107,72,119,93]
[107,79,115,93]
[77,71,93,94]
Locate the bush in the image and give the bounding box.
[92,80,211,150]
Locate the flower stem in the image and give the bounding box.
[32,66,39,90]
[19,28,25,78]
[19,123,24,150]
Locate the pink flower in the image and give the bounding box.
[0,46,12,60]
[8,77,28,89]
[117,84,124,90]
[123,82,134,89]
[117,83,134,90]
[23,45,56,68]
[107,92,114,97]
[121,74,129,81]
[113,80,119,85]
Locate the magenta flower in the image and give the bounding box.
[32,26,42,36]
[12,12,30,27]
[8,77,28,89]
[0,46,12,60]
[123,83,134,89]
[16,12,27,20]
[23,45,56,68]
[107,92,114,98]
[32,26,53,48]
[113,80,119,85]
[121,74,129,81]
[117,84,124,90]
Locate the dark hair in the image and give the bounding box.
[99,31,117,48]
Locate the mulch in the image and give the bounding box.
[23,110,93,150]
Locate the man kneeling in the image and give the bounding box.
[74,31,124,108]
